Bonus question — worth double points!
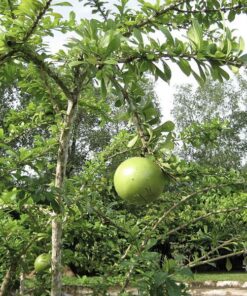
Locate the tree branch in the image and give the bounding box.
[0,265,15,296]
[117,51,244,69]
[111,77,151,154]
[19,49,72,98]
[51,69,86,293]
[22,0,53,43]
[120,182,245,292]
[123,1,246,35]
[125,0,188,34]
[188,250,247,268]
[107,146,141,160]
[167,206,247,236]
[191,238,237,264]
[7,0,15,19]
[173,4,247,15]
[149,185,226,233]
[0,234,41,296]
[0,51,17,66]
[92,208,128,234]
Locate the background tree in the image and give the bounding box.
[172,72,247,169]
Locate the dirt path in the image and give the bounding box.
[190,288,247,296]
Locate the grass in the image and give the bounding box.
[63,272,247,287]
[192,272,247,282]
[62,275,125,287]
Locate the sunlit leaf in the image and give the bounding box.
[177,58,191,76]
[127,135,139,148]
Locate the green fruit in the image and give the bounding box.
[34,253,51,272]
[114,157,165,205]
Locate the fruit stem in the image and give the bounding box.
[111,77,152,155]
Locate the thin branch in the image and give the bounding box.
[0,234,42,296]
[167,206,247,236]
[0,51,17,66]
[120,182,245,292]
[117,51,244,69]
[0,266,15,296]
[192,238,237,264]
[149,185,224,233]
[121,245,132,260]
[19,49,72,98]
[22,0,53,43]
[188,250,247,268]
[39,69,61,113]
[107,146,141,160]
[123,1,247,35]
[94,0,108,21]
[7,0,15,19]
[125,0,188,34]
[92,208,128,234]
[111,77,151,154]
[173,4,247,15]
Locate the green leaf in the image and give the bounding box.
[196,62,206,82]
[143,106,158,120]
[100,79,107,98]
[19,148,32,162]
[240,54,247,64]
[155,121,175,133]
[87,56,97,65]
[166,279,182,296]
[188,19,203,50]
[133,28,143,47]
[228,10,236,22]
[152,271,168,286]
[192,69,205,86]
[145,238,158,250]
[226,39,232,57]
[68,61,84,67]
[127,135,139,148]
[154,64,168,82]
[115,99,123,107]
[239,37,245,53]
[160,26,174,46]
[226,258,232,271]
[177,58,191,76]
[160,140,174,151]
[218,67,230,80]
[0,128,4,139]
[53,2,73,6]
[104,59,117,65]
[229,65,239,74]
[1,189,18,204]
[106,33,121,55]
[163,61,171,81]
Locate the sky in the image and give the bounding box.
[49,0,247,120]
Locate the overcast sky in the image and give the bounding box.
[49,1,247,120]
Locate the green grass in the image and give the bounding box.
[63,273,247,287]
[191,272,247,282]
[63,275,125,287]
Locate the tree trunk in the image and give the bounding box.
[51,98,78,296]
[51,217,62,295]
[19,271,25,296]
[0,265,15,296]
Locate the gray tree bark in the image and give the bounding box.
[0,265,15,296]
[51,98,78,296]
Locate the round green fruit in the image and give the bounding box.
[114,157,165,205]
[34,253,51,273]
